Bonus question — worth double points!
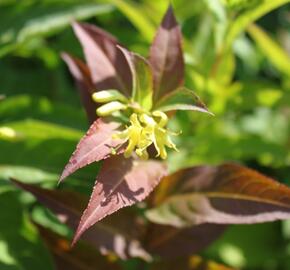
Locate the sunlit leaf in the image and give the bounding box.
[0,3,113,56]
[72,22,132,95]
[149,5,184,100]
[225,0,290,48]
[154,87,212,114]
[73,155,167,246]
[247,24,290,77]
[12,179,150,260]
[0,95,87,130]
[59,118,124,182]
[109,0,155,43]
[146,163,290,227]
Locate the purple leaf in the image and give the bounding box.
[146,163,290,227]
[61,53,97,124]
[73,155,167,245]
[12,179,150,260]
[60,118,125,182]
[149,5,184,100]
[146,223,226,258]
[72,22,132,95]
[36,223,121,270]
[150,254,235,270]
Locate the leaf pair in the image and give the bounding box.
[64,5,210,124]
[13,161,290,261]
[12,178,150,260]
[12,178,225,260]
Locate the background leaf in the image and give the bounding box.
[0,2,113,57]
[0,188,54,270]
[36,223,120,270]
[247,24,290,77]
[109,0,155,43]
[225,0,290,48]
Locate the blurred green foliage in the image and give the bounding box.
[0,0,290,269]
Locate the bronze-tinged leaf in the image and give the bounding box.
[118,46,153,111]
[72,22,132,95]
[36,224,121,270]
[150,255,236,270]
[146,163,290,227]
[61,53,97,124]
[145,223,226,258]
[59,118,125,182]
[73,155,168,245]
[154,87,212,115]
[149,5,184,101]
[12,179,150,260]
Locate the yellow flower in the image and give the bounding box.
[114,111,178,160]
[92,89,180,160]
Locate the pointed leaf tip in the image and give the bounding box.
[12,178,150,260]
[154,86,212,115]
[72,22,132,95]
[73,155,168,245]
[59,118,125,183]
[149,4,184,100]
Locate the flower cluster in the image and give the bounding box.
[92,90,178,160]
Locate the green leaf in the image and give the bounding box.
[206,223,281,269]
[154,87,212,114]
[118,46,153,110]
[0,95,87,130]
[0,119,84,175]
[4,119,83,140]
[109,0,155,43]
[247,24,290,77]
[0,190,54,270]
[0,3,113,56]
[225,0,290,48]
[0,165,57,184]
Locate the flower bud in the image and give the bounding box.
[92,90,128,103]
[96,101,127,116]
